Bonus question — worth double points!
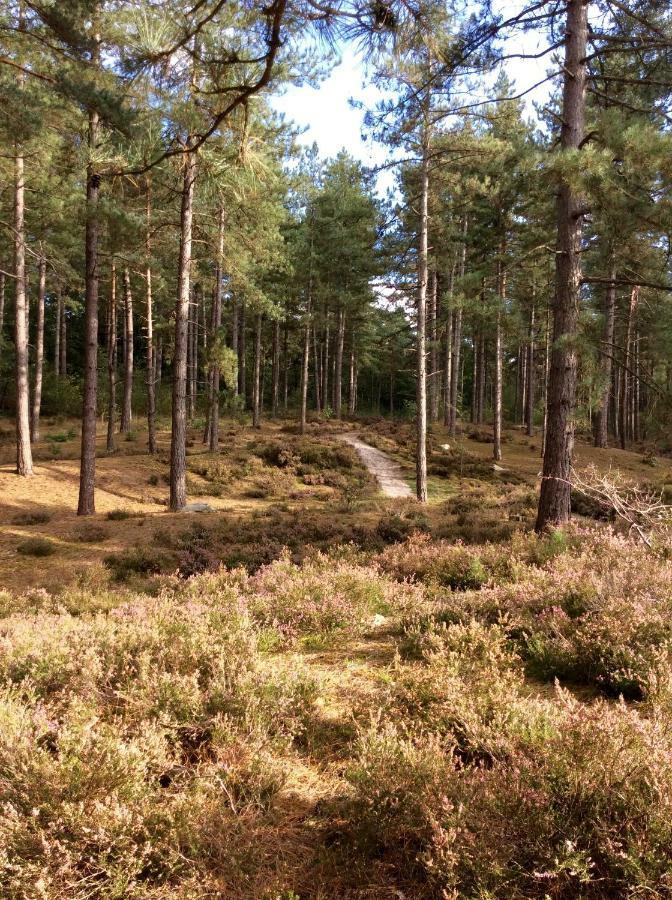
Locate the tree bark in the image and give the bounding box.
[169,149,197,512]
[335,306,345,418]
[300,317,310,435]
[120,267,134,434]
[54,288,61,375]
[416,133,429,503]
[271,317,280,417]
[14,148,33,476]
[30,254,46,442]
[0,271,5,345]
[145,177,157,454]
[536,0,588,532]
[106,261,117,453]
[493,259,504,462]
[238,300,246,403]
[443,265,454,427]
[526,301,535,436]
[449,220,467,436]
[208,204,225,451]
[252,313,263,428]
[60,296,67,376]
[429,270,439,421]
[619,285,639,449]
[594,264,616,447]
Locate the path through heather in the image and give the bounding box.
[337,434,414,499]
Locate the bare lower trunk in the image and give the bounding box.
[54,289,61,375]
[106,262,117,453]
[78,97,101,514]
[208,205,225,451]
[348,345,356,415]
[594,264,615,447]
[449,222,467,436]
[14,149,33,476]
[0,272,5,344]
[526,302,535,436]
[271,318,280,417]
[300,318,310,435]
[238,301,246,403]
[493,259,504,461]
[146,179,157,454]
[443,269,454,427]
[252,313,263,428]
[313,325,322,413]
[120,267,134,434]
[335,306,345,419]
[60,298,67,376]
[429,271,439,421]
[169,149,197,512]
[283,321,289,412]
[536,0,588,532]
[186,296,194,419]
[232,295,239,396]
[323,320,330,412]
[416,137,429,503]
[31,254,46,442]
[619,285,639,450]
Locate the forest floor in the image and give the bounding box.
[2,414,672,898]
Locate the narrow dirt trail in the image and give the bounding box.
[338,433,414,499]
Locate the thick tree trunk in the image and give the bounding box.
[120,267,134,434]
[106,261,117,453]
[78,97,101,514]
[252,313,263,428]
[271,318,280,417]
[526,302,535,436]
[536,0,588,532]
[416,138,429,503]
[14,149,33,476]
[146,178,157,454]
[169,149,197,512]
[594,264,616,447]
[335,306,345,418]
[31,254,46,442]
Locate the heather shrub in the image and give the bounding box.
[11,509,52,525]
[16,537,57,557]
[347,629,672,897]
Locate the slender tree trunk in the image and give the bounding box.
[619,285,639,450]
[493,258,504,461]
[209,205,225,451]
[300,316,310,435]
[169,149,197,512]
[478,336,486,424]
[232,295,239,395]
[449,221,467,436]
[14,148,33,476]
[283,320,289,412]
[313,325,322,412]
[594,264,616,447]
[146,177,157,454]
[526,301,535,436]
[634,328,641,442]
[155,336,162,388]
[335,306,345,418]
[239,300,247,403]
[416,133,429,503]
[271,318,280,417]
[536,0,588,532]
[323,319,330,412]
[54,288,61,375]
[471,331,479,424]
[120,267,134,434]
[30,254,46,442]
[443,266,454,427]
[252,313,263,428]
[192,286,200,416]
[106,261,117,453]
[349,344,356,415]
[429,270,439,421]
[541,305,551,458]
[0,271,5,345]
[60,298,67,376]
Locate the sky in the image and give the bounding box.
[270,7,556,188]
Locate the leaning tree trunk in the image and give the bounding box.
[106,261,117,453]
[169,148,197,512]
[252,313,263,428]
[536,0,588,532]
[14,147,33,476]
[78,96,100,514]
[415,131,429,503]
[31,254,46,442]
[120,267,134,435]
[594,263,616,447]
[145,177,157,454]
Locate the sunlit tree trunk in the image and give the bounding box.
[208,204,225,451]
[449,220,467,436]
[169,148,197,511]
[416,127,429,503]
[594,265,616,448]
[526,301,535,436]
[31,254,46,442]
[14,147,33,476]
[619,285,639,450]
[120,267,134,434]
[493,259,504,462]
[300,314,310,435]
[106,261,117,453]
[536,0,589,532]
[145,177,157,454]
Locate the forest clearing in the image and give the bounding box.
[2,0,672,897]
